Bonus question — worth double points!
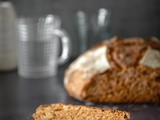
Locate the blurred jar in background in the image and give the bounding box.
[76,11,90,53]
[91,8,111,45]
[97,8,111,41]
[0,1,17,71]
[75,8,111,53]
[17,15,71,78]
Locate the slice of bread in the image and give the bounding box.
[33,103,130,120]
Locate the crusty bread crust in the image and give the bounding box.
[64,37,160,103]
[33,103,130,120]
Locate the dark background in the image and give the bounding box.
[10,0,160,56]
[0,1,160,119]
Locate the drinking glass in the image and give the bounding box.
[17,15,71,78]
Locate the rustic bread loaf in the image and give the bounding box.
[64,37,160,103]
[33,103,130,120]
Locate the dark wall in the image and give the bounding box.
[10,0,160,56]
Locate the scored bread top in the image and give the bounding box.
[65,36,160,86]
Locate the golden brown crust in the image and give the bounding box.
[65,70,92,100]
[64,37,160,103]
[33,103,130,120]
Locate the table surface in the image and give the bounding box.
[0,62,159,120]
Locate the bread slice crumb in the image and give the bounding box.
[33,103,130,120]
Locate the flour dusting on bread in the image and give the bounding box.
[65,46,111,85]
[140,47,160,69]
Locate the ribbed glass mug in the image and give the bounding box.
[17,15,71,78]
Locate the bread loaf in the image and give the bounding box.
[64,37,160,103]
[33,103,130,120]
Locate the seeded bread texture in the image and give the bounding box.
[64,37,160,103]
[33,103,130,120]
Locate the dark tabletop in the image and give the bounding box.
[0,61,159,120]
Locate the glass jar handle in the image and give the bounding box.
[53,29,71,65]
